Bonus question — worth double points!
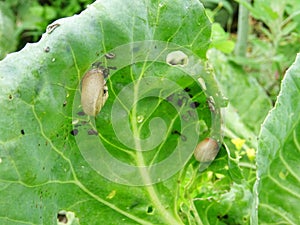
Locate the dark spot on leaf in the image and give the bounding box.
[190,102,200,108]
[178,99,183,106]
[44,46,50,52]
[147,205,153,214]
[182,114,189,121]
[21,129,25,135]
[65,46,71,53]
[63,101,67,107]
[177,96,187,107]
[108,66,117,70]
[70,129,78,136]
[133,46,140,52]
[88,129,98,135]
[166,94,174,102]
[8,94,13,100]
[184,87,191,92]
[81,121,88,125]
[105,52,115,59]
[102,68,110,77]
[180,134,187,141]
[77,111,85,116]
[57,211,68,223]
[187,110,197,118]
[92,62,102,68]
[129,201,139,209]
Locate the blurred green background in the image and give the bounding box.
[0,0,94,59]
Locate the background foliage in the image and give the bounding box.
[0,0,94,58]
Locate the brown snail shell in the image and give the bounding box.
[194,138,220,162]
[81,68,108,116]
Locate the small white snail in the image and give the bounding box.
[194,138,219,162]
[81,68,108,116]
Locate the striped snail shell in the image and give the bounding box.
[81,68,108,116]
[194,138,219,162]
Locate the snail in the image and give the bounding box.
[194,138,220,162]
[81,68,108,116]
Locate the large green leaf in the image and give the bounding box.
[0,0,236,224]
[254,54,300,224]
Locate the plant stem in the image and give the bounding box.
[235,0,250,57]
[132,78,183,225]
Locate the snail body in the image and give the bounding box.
[81,68,108,116]
[194,138,219,162]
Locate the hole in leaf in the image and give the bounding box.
[217,214,229,220]
[184,87,191,92]
[171,130,181,135]
[147,205,154,214]
[57,211,68,224]
[70,129,78,136]
[171,130,187,142]
[190,102,200,108]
